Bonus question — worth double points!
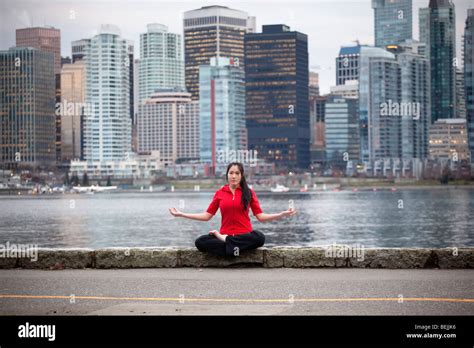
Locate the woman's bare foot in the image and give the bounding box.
[209,230,227,242]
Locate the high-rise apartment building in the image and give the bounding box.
[138,24,185,104]
[138,89,199,165]
[83,25,132,162]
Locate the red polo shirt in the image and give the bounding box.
[206,184,263,236]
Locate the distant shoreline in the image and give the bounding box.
[1,183,474,196]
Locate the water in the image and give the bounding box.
[0,188,473,248]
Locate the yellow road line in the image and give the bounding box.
[0,295,473,303]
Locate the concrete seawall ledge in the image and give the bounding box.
[0,246,473,269]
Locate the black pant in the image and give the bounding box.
[195,230,265,257]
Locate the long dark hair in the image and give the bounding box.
[226,162,252,210]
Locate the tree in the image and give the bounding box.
[64,172,70,186]
[71,173,79,186]
[440,163,451,184]
[82,172,89,186]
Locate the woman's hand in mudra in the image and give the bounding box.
[256,208,296,223]
[208,230,219,235]
[169,207,183,217]
[209,230,227,242]
[281,207,297,218]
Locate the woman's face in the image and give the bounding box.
[227,165,242,187]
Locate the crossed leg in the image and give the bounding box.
[195,230,265,257]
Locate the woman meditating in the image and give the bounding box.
[169,162,296,257]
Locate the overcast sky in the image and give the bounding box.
[1,0,472,94]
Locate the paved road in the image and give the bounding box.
[0,268,473,315]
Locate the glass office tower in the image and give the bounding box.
[0,47,56,169]
[245,24,310,169]
[372,0,413,48]
[199,57,246,167]
[419,0,456,123]
[183,5,255,100]
[464,9,474,163]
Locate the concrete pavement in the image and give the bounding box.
[0,268,473,315]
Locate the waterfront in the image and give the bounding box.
[0,188,473,248]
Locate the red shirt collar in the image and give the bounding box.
[223,184,241,192]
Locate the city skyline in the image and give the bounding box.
[1,0,472,174]
[1,0,472,95]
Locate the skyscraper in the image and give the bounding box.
[60,60,85,162]
[183,5,255,100]
[325,95,360,166]
[138,24,185,104]
[0,47,56,169]
[464,9,474,162]
[309,71,319,98]
[137,89,199,165]
[391,41,430,160]
[133,58,140,153]
[419,0,456,123]
[73,37,134,124]
[330,80,359,99]
[358,46,395,162]
[358,43,430,163]
[127,40,135,123]
[16,26,61,74]
[336,45,362,86]
[372,0,413,48]
[16,26,62,164]
[199,57,246,168]
[309,96,327,165]
[71,39,90,63]
[456,69,466,119]
[245,24,310,169]
[83,25,131,162]
[368,55,401,160]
